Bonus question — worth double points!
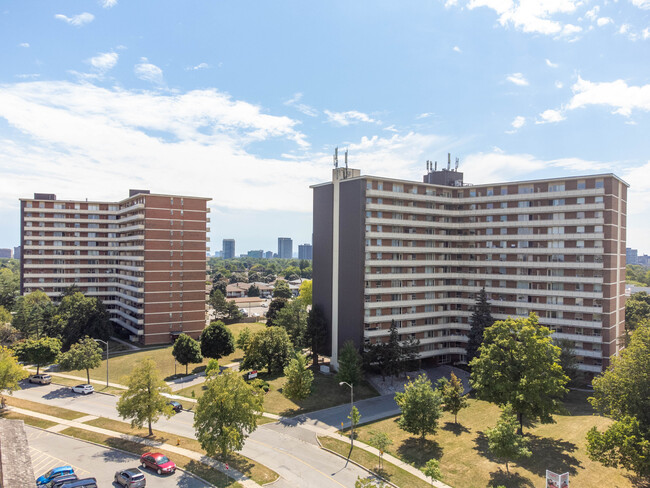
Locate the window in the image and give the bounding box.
[576,197,585,205]
[577,180,586,190]
[518,185,534,194]
[393,184,403,193]
[595,196,604,204]
[552,199,565,206]
[576,240,585,248]
[54,203,65,209]
[518,201,531,208]
[595,179,604,189]
[88,204,100,211]
[550,226,564,234]
[576,226,585,233]
[549,183,565,192]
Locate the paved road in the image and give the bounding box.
[15,382,369,488]
[27,425,210,487]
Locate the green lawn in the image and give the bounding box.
[6,396,87,420]
[349,391,635,488]
[63,323,266,384]
[0,409,58,429]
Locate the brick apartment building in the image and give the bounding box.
[20,190,211,345]
[312,164,627,375]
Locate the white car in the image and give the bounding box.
[72,384,94,395]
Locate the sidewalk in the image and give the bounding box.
[10,406,262,488]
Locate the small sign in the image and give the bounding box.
[546,470,569,488]
[248,370,258,380]
[320,365,331,374]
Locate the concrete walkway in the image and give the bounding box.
[10,406,262,488]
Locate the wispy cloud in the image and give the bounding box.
[324,109,377,126]
[507,73,529,86]
[54,12,95,26]
[453,46,462,52]
[597,17,613,27]
[630,0,650,9]
[506,116,526,133]
[100,0,118,7]
[284,93,318,117]
[89,52,119,72]
[134,58,164,85]
[555,81,564,89]
[187,62,209,71]
[19,43,30,48]
[416,112,434,119]
[545,59,558,68]
[536,109,566,123]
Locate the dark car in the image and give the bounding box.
[140,452,176,475]
[167,401,182,413]
[47,474,78,488]
[114,468,146,487]
[59,478,97,488]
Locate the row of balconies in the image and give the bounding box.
[365,231,606,242]
[365,259,605,269]
[365,202,604,217]
[365,245,604,255]
[363,284,603,299]
[363,272,604,284]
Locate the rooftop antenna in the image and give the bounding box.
[344,149,349,179]
[455,157,459,171]
[447,153,451,170]
[333,147,338,168]
[434,161,437,171]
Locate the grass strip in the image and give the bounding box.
[0,409,58,429]
[318,436,432,488]
[59,427,242,488]
[5,396,87,420]
[84,416,278,485]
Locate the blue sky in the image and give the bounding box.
[1,0,649,255]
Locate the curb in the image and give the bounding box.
[50,381,117,398]
[315,436,399,488]
[24,424,217,487]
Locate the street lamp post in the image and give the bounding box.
[93,339,109,387]
[339,381,354,450]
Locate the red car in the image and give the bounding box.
[139,452,176,475]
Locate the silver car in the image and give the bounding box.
[114,468,146,487]
[29,374,52,385]
[71,384,94,395]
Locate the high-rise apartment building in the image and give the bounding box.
[264,251,274,259]
[0,249,12,259]
[222,239,235,259]
[312,165,627,376]
[20,190,211,345]
[13,246,21,260]
[626,247,638,265]
[278,237,293,259]
[298,244,313,260]
[247,250,264,258]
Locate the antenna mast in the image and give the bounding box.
[333,147,339,168]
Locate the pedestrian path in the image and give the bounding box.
[26,368,128,389]
[10,406,262,488]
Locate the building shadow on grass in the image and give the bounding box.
[474,431,582,477]
[442,421,470,436]
[488,468,535,488]
[396,436,443,468]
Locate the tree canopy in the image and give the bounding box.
[337,340,363,386]
[0,345,28,400]
[0,267,19,310]
[116,358,173,436]
[625,292,650,334]
[273,300,308,347]
[272,280,293,299]
[55,292,111,349]
[283,352,313,400]
[13,336,62,375]
[200,321,235,360]
[58,336,103,384]
[486,404,531,473]
[306,305,328,369]
[298,280,312,306]
[241,326,293,374]
[193,369,263,457]
[438,372,468,424]
[395,374,443,440]
[172,334,203,374]
[466,287,493,364]
[12,291,57,339]
[470,314,569,434]
[265,297,288,327]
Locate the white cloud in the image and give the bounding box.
[630,0,650,9]
[101,0,118,7]
[416,112,434,119]
[507,73,529,86]
[19,43,30,48]
[453,46,462,52]
[511,116,526,129]
[536,109,566,123]
[619,24,630,34]
[284,93,318,117]
[585,6,600,20]
[597,17,613,26]
[467,0,582,36]
[445,0,459,7]
[187,62,209,71]
[15,74,40,79]
[643,27,650,39]
[555,81,564,88]
[567,77,650,116]
[89,52,118,72]
[546,59,558,68]
[134,58,164,85]
[324,110,377,126]
[54,12,95,26]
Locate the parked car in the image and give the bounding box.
[71,384,94,395]
[59,478,97,488]
[140,452,176,475]
[29,374,52,385]
[47,474,78,488]
[114,468,146,487]
[36,466,75,485]
[167,401,182,413]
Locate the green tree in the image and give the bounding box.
[205,358,221,377]
[241,326,293,374]
[422,459,443,486]
[225,300,243,320]
[273,280,293,299]
[237,327,252,351]
[116,358,173,436]
[306,305,327,370]
[298,280,312,306]
[13,336,61,375]
[486,404,532,474]
[274,300,308,347]
[58,336,103,384]
[554,337,583,387]
[210,289,229,317]
[283,266,301,281]
[0,268,19,310]
[470,314,569,434]
[466,287,493,364]
[385,320,402,379]
[586,323,650,477]
[625,292,650,334]
[0,322,19,346]
[438,372,468,424]
[265,297,288,327]
[0,306,12,328]
[194,369,263,457]
[337,341,363,386]
[172,334,203,375]
[368,431,392,470]
[247,284,261,297]
[200,321,235,360]
[283,353,313,400]
[55,292,111,349]
[348,405,361,450]
[12,291,57,339]
[0,345,28,404]
[395,374,443,441]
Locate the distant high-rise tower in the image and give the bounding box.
[298,244,313,260]
[264,251,273,259]
[13,246,21,260]
[223,239,235,259]
[278,238,293,259]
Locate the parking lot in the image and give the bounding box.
[27,426,211,487]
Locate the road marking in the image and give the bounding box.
[29,446,92,478]
[247,438,348,488]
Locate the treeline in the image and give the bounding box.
[626,264,650,286]
[209,257,312,285]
